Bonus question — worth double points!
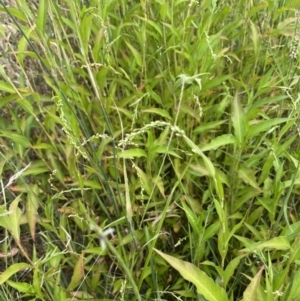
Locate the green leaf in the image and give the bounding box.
[17,98,34,114]
[68,253,85,291]
[233,235,258,250]
[0,263,31,285]
[232,94,248,144]
[32,143,56,151]
[135,165,151,195]
[255,236,290,251]
[238,165,261,191]
[26,185,40,241]
[82,180,103,190]
[250,20,260,57]
[6,280,35,294]
[84,247,108,256]
[154,249,230,301]
[248,118,292,137]
[13,0,33,19]
[22,160,49,176]
[0,80,15,93]
[80,8,94,55]
[0,131,31,147]
[237,236,291,252]
[9,197,23,240]
[223,256,244,288]
[214,172,224,200]
[36,0,48,37]
[242,266,264,301]
[285,268,300,299]
[202,222,220,242]
[17,27,35,67]
[0,7,27,22]
[118,149,147,158]
[200,134,237,152]
[0,196,23,240]
[142,108,172,120]
[194,120,227,134]
[125,41,142,67]
[150,145,182,159]
[181,201,199,235]
[147,19,163,36]
[183,136,215,177]
[202,74,232,92]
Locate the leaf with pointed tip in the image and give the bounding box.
[0,263,31,285]
[232,94,248,144]
[200,134,237,152]
[26,185,40,241]
[68,253,85,291]
[238,165,261,191]
[242,266,264,301]
[154,249,230,301]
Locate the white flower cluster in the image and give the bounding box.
[290,38,299,59]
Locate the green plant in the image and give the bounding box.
[0,0,300,301]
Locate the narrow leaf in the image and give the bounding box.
[0,80,15,93]
[183,136,215,177]
[118,149,147,158]
[250,20,260,57]
[154,249,230,301]
[242,266,264,301]
[254,236,290,251]
[0,263,31,285]
[238,165,261,191]
[6,280,35,294]
[7,195,23,240]
[248,118,292,137]
[232,94,248,144]
[135,165,151,195]
[68,253,85,291]
[36,0,48,37]
[26,185,40,241]
[142,108,172,120]
[0,131,31,147]
[194,120,226,134]
[200,134,237,152]
[125,41,142,67]
[224,256,244,288]
[237,236,291,252]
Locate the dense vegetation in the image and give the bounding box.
[1,0,300,300]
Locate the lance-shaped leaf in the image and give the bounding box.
[242,266,264,301]
[232,94,248,144]
[154,249,230,301]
